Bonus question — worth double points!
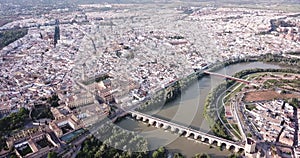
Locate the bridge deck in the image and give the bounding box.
[129,110,243,147]
[203,71,251,84]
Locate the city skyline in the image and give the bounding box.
[0,1,299,158]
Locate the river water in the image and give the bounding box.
[116,61,287,157]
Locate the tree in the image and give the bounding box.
[157,146,165,154]
[18,107,29,116]
[100,144,106,152]
[95,150,102,158]
[174,153,184,158]
[152,151,159,158]
[199,153,210,158]
[48,94,60,107]
[0,29,28,49]
[47,152,58,158]
[228,154,238,158]
[290,98,299,108]
[9,154,17,158]
[247,133,252,137]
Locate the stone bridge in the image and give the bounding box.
[129,110,245,152]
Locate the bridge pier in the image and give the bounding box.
[178,130,184,135]
[185,132,191,137]
[155,123,161,128]
[208,139,213,144]
[131,114,136,118]
[194,135,199,139]
[163,124,169,130]
[234,147,239,153]
[149,120,154,125]
[142,117,147,122]
[136,116,141,120]
[226,145,231,150]
[171,127,176,132]
[217,141,221,147]
[201,137,205,142]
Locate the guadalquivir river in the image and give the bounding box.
[116,61,289,157]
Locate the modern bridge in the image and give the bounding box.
[128,110,245,152]
[203,71,251,85]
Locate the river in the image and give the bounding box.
[115,61,288,157]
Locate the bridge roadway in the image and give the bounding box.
[129,110,245,152]
[203,71,251,85]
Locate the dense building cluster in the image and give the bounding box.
[246,100,295,146]
[0,2,300,158]
[1,5,300,115]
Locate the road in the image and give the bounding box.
[214,82,242,141]
[231,84,247,141]
[222,82,245,140]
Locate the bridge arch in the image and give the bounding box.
[203,137,209,144]
[152,121,158,126]
[238,148,244,153]
[186,132,195,138]
[159,122,164,128]
[228,145,236,152]
[220,143,227,150]
[180,130,187,136]
[211,140,218,146]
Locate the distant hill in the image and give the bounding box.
[0,0,299,6]
[0,0,152,5]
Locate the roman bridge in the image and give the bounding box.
[129,110,245,152]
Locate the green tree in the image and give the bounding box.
[228,154,238,158]
[174,153,184,158]
[152,151,159,158]
[48,94,60,107]
[47,152,58,158]
[0,29,28,49]
[247,133,252,137]
[290,98,299,108]
[158,146,165,153]
[95,150,102,158]
[197,153,210,158]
